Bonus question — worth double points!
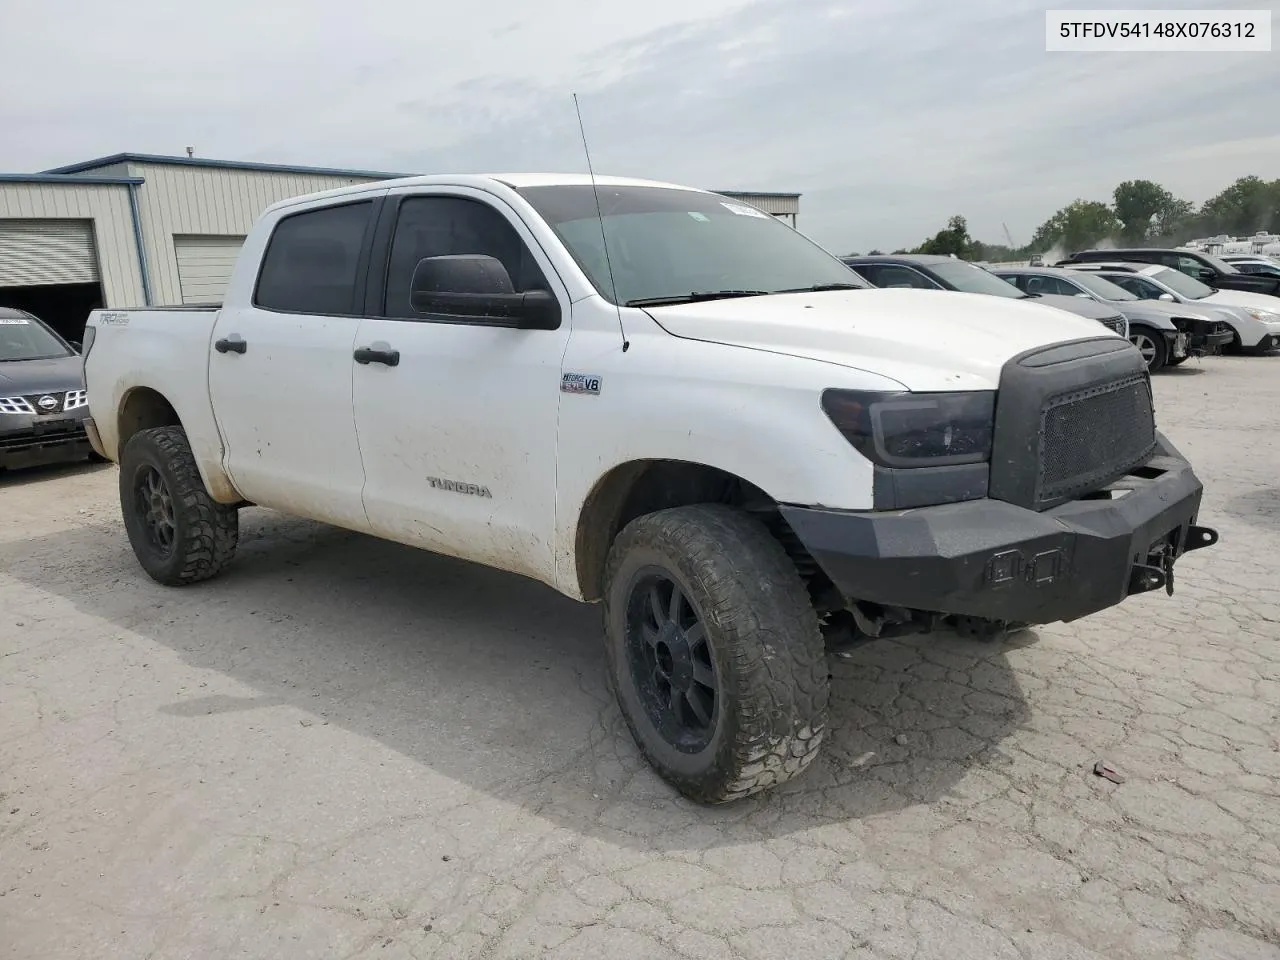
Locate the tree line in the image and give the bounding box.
[845,175,1280,262]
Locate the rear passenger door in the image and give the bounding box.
[210,195,383,531]
[350,188,572,586]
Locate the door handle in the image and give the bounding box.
[214,335,247,354]
[353,344,400,367]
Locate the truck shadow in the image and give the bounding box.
[0,459,109,488]
[0,508,1033,850]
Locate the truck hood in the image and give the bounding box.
[1204,289,1280,315]
[0,354,85,395]
[643,289,1116,391]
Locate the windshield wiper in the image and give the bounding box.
[625,290,769,307]
[772,282,865,294]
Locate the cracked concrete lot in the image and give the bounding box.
[2,356,1278,960]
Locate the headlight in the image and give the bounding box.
[820,389,995,468]
[1243,306,1280,323]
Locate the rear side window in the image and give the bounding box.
[254,201,373,315]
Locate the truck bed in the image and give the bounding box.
[84,307,225,484]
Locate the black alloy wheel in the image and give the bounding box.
[624,570,719,753]
[135,465,177,558]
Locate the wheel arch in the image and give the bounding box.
[572,458,780,602]
[115,387,242,503]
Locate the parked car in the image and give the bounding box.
[0,307,94,470]
[1066,261,1280,354]
[1219,255,1280,279]
[991,267,1230,372]
[841,254,1129,337]
[82,174,1217,803]
[1057,248,1280,299]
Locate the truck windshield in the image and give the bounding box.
[1149,267,1213,300]
[515,184,866,306]
[0,315,72,361]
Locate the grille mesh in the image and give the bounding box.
[1038,375,1155,503]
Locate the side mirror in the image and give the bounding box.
[1158,293,1175,302]
[409,254,560,330]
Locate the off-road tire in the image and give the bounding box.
[119,426,239,586]
[603,504,828,803]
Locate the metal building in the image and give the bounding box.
[714,190,800,228]
[0,153,801,341]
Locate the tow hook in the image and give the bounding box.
[1128,525,1219,599]
[1183,525,1218,553]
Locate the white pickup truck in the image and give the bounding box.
[82,173,1218,802]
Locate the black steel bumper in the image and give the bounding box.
[781,451,1217,626]
[0,411,92,469]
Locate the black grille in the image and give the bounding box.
[1099,317,1125,334]
[1037,374,1155,504]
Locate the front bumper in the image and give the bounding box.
[0,408,93,469]
[781,446,1216,626]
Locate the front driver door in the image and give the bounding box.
[209,196,382,530]
[350,188,572,586]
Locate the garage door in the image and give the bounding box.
[0,219,100,286]
[174,235,245,305]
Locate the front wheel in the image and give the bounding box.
[1129,326,1168,372]
[603,505,829,803]
[119,426,239,586]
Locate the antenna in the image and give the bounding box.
[572,93,629,353]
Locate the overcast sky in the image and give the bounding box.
[1,0,1273,252]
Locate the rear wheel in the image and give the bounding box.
[119,426,239,586]
[1129,326,1167,372]
[603,504,829,803]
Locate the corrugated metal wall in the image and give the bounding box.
[127,163,378,305]
[0,182,145,306]
[718,192,800,216]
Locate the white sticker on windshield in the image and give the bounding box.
[688,211,709,222]
[0,317,30,324]
[720,201,770,219]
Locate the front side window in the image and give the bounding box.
[1174,254,1221,283]
[865,265,940,289]
[516,184,864,305]
[1109,275,1165,300]
[382,196,549,319]
[254,201,373,315]
[0,313,71,362]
